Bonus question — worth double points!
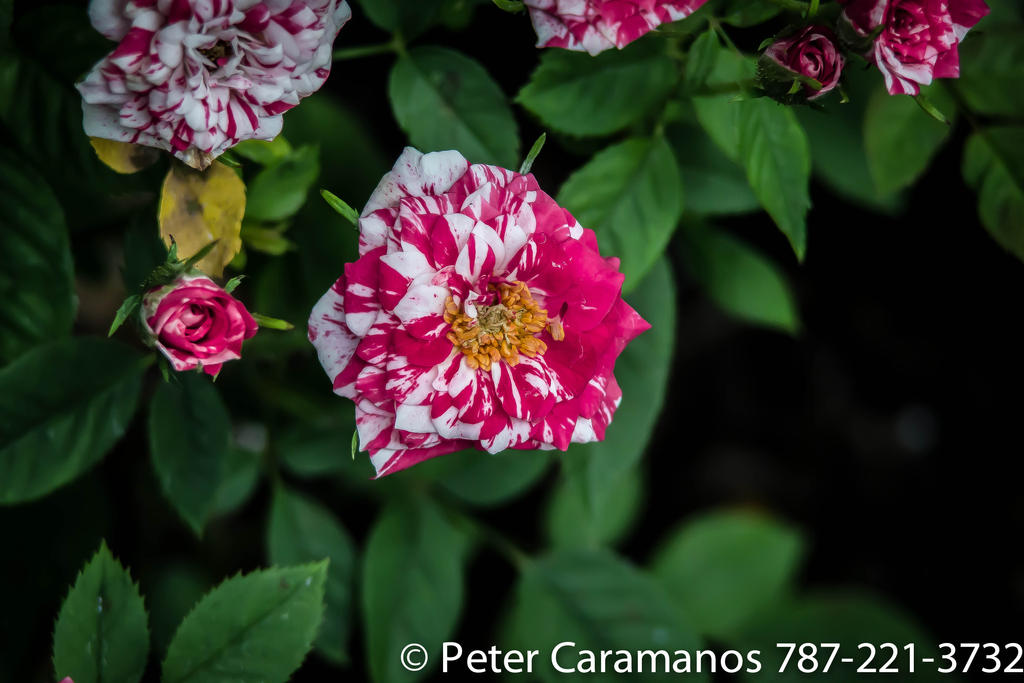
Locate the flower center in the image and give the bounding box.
[199,40,233,65]
[444,281,564,371]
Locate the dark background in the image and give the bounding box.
[2,2,1022,681]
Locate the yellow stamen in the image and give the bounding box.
[445,281,561,369]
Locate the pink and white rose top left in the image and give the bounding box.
[77,0,351,169]
[309,148,650,477]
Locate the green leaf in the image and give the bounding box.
[668,123,759,216]
[517,39,677,137]
[558,137,683,292]
[0,338,144,505]
[863,83,955,195]
[320,189,360,225]
[148,373,230,535]
[434,449,551,506]
[650,509,804,641]
[244,145,320,222]
[914,93,950,124]
[268,484,356,665]
[232,136,293,165]
[108,295,142,337]
[354,0,445,39]
[519,132,546,175]
[736,99,811,259]
[363,497,468,683]
[681,223,800,334]
[389,46,519,168]
[694,47,811,257]
[222,275,245,294]
[685,28,720,91]
[0,147,75,365]
[240,223,296,255]
[546,467,642,549]
[980,0,1023,26]
[691,45,755,160]
[560,259,675,515]
[492,0,525,12]
[719,0,781,26]
[963,126,1024,262]
[162,562,328,683]
[736,592,942,683]
[252,312,296,330]
[795,71,904,214]
[53,542,150,683]
[957,28,1024,119]
[503,549,706,682]
[210,444,261,516]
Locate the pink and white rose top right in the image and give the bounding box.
[840,0,990,95]
[309,148,649,477]
[524,0,709,55]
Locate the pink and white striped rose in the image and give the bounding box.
[524,0,709,55]
[839,0,989,95]
[77,0,351,169]
[762,25,845,101]
[308,148,650,477]
[142,274,258,376]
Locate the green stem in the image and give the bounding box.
[707,19,756,97]
[446,505,531,570]
[708,18,745,63]
[332,40,399,61]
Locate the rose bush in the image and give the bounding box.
[839,0,989,95]
[761,25,845,101]
[77,0,352,169]
[309,147,649,476]
[523,0,708,55]
[141,274,258,376]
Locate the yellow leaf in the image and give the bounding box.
[89,137,160,174]
[158,161,245,278]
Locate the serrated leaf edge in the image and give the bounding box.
[160,560,329,683]
[52,540,151,683]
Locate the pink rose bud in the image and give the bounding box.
[141,275,258,377]
[759,25,845,102]
[309,148,651,477]
[76,0,352,169]
[524,0,709,55]
[838,0,989,96]
[59,679,73,683]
